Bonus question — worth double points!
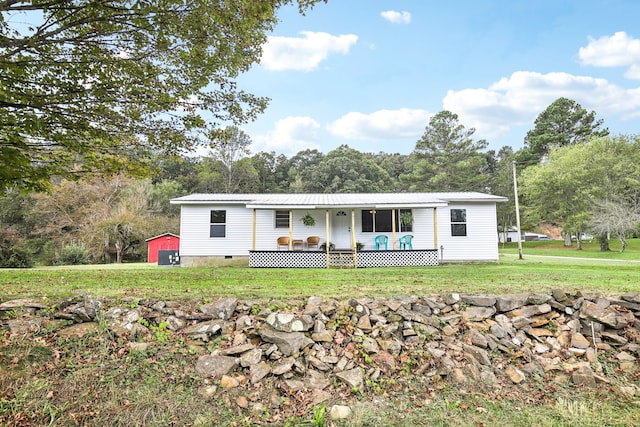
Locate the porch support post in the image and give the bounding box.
[351,209,356,250]
[288,210,293,250]
[252,209,256,251]
[351,209,357,267]
[433,207,438,248]
[391,209,397,250]
[325,209,330,268]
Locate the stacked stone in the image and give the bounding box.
[2,291,639,414]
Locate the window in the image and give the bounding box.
[363,210,392,232]
[275,210,289,228]
[399,209,413,232]
[374,210,393,232]
[361,209,411,232]
[450,209,467,236]
[361,210,374,232]
[210,210,226,237]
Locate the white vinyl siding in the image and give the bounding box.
[437,203,499,261]
[177,199,500,262]
[180,205,253,256]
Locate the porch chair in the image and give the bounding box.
[374,235,388,250]
[276,236,290,250]
[398,234,414,250]
[306,236,320,250]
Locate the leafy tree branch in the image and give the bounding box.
[1,0,321,192]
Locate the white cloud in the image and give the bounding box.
[380,10,411,25]
[443,71,640,140]
[260,31,358,72]
[625,64,640,80]
[579,31,640,68]
[327,108,429,140]
[250,116,321,154]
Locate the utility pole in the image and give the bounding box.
[512,161,523,260]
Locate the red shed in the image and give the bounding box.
[145,233,180,263]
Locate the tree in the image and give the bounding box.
[520,135,640,249]
[298,145,392,193]
[32,175,177,263]
[369,152,415,192]
[208,126,252,193]
[287,149,324,192]
[230,158,261,193]
[288,149,325,171]
[405,111,490,192]
[521,145,596,248]
[518,97,609,164]
[0,0,321,192]
[0,187,36,236]
[151,154,200,194]
[149,180,185,216]
[487,146,518,243]
[0,229,33,268]
[81,179,179,263]
[589,200,640,253]
[251,152,290,193]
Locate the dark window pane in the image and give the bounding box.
[399,209,413,232]
[376,210,392,232]
[450,209,466,223]
[361,210,373,232]
[210,210,226,224]
[275,210,289,228]
[451,224,467,236]
[210,224,226,238]
[365,209,411,232]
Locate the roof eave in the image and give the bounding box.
[246,202,449,209]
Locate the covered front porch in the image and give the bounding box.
[248,207,442,268]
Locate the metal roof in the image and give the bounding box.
[145,232,180,242]
[170,192,508,208]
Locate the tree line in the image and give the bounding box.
[3,97,640,266]
[2,2,638,266]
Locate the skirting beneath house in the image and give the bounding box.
[248,249,440,268]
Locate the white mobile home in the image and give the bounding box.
[170,192,507,268]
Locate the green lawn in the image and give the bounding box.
[2,239,639,427]
[2,238,639,302]
[499,236,640,259]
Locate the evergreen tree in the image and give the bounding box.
[405,111,490,192]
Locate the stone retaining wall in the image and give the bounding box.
[2,290,639,415]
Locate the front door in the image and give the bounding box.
[331,210,352,249]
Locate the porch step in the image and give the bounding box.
[328,250,356,268]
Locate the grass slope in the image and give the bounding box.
[1,239,639,426]
[2,239,640,301]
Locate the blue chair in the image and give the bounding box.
[399,234,413,250]
[374,235,388,250]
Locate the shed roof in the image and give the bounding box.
[145,233,180,242]
[170,192,507,209]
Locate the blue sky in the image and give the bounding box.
[233,0,640,157]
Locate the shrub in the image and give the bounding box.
[1,247,34,268]
[59,243,91,265]
[0,230,34,268]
